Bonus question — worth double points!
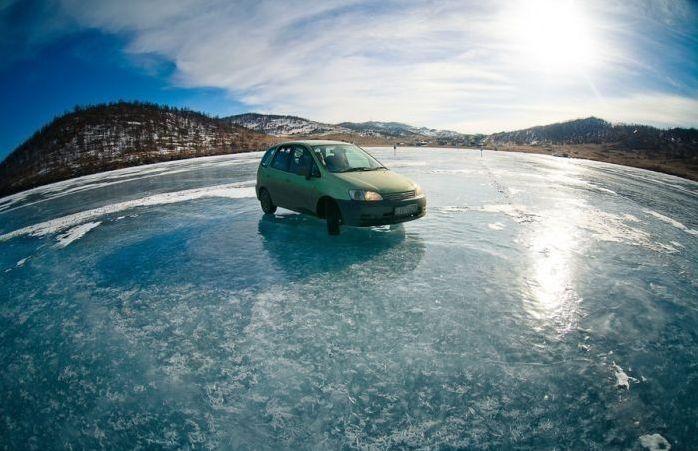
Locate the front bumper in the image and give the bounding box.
[337,195,427,227]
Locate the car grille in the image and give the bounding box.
[382,190,416,201]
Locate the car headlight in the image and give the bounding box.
[414,184,423,196]
[349,190,383,201]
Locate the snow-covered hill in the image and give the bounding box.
[227,114,471,141]
[226,113,351,136]
[338,121,466,139]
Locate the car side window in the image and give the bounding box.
[271,146,291,171]
[260,147,277,167]
[288,146,312,175]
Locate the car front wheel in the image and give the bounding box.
[259,188,277,214]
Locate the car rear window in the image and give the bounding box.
[271,147,291,171]
[260,147,277,167]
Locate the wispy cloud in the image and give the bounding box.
[11,0,698,131]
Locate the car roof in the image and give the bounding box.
[275,139,352,147]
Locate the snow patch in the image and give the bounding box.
[611,362,637,390]
[430,169,475,174]
[441,204,539,224]
[0,182,255,242]
[577,210,677,253]
[644,210,698,236]
[587,183,617,195]
[392,161,427,167]
[55,222,102,248]
[653,242,679,253]
[639,433,671,450]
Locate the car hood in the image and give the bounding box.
[333,169,417,193]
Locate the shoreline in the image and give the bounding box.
[1,144,696,201]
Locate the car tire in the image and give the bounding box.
[260,188,277,214]
[326,200,341,235]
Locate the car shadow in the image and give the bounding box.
[257,212,425,279]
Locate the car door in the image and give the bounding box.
[266,145,293,208]
[286,145,320,214]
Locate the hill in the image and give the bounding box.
[0,102,275,196]
[226,113,350,136]
[487,117,698,156]
[486,117,698,180]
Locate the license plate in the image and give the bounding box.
[395,204,419,216]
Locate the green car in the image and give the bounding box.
[255,140,426,235]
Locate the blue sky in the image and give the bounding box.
[1,0,697,160]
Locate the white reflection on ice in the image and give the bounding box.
[525,214,581,333]
[523,171,583,334]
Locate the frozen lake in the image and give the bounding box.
[1,147,696,449]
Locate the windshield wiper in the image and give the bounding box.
[339,167,372,172]
[335,166,387,173]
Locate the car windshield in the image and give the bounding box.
[311,144,386,173]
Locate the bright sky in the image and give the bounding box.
[1,0,697,159]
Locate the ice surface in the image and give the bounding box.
[0,148,696,449]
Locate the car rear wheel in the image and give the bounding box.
[259,188,277,214]
[326,200,341,235]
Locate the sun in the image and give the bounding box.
[511,0,597,72]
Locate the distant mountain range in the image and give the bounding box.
[0,102,696,196]
[226,113,479,142]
